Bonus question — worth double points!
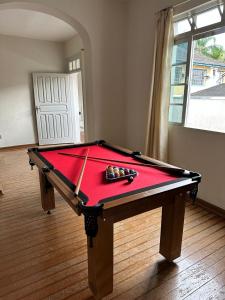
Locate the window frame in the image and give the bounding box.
[170,1,225,126]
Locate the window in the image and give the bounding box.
[196,7,221,28]
[68,57,81,73]
[174,19,191,35]
[169,42,188,123]
[192,69,205,85]
[169,2,225,133]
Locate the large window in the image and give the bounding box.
[169,1,225,133]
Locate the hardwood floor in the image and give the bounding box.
[1,148,225,300]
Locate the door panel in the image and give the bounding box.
[33,73,80,145]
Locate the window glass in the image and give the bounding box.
[169,105,183,123]
[76,59,81,69]
[170,85,185,104]
[174,19,191,36]
[196,8,221,28]
[186,32,225,132]
[172,42,188,65]
[171,65,186,84]
[69,61,73,71]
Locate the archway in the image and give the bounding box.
[0,0,94,143]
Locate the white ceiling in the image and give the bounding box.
[0,9,77,42]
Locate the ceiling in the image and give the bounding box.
[0,9,77,42]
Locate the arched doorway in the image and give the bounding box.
[0,1,94,146]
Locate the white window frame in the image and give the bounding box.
[170,1,225,126]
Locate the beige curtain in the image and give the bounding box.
[145,7,174,162]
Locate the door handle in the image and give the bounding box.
[35,106,40,110]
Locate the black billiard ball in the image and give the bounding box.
[128,176,134,183]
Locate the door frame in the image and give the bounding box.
[67,50,87,142]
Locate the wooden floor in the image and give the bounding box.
[1,149,225,300]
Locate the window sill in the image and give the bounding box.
[169,123,225,136]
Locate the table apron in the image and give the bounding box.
[102,181,197,223]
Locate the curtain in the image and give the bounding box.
[145,7,174,162]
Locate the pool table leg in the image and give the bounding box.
[159,193,186,261]
[38,170,55,212]
[88,217,113,299]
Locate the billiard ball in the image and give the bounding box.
[128,176,134,183]
[119,169,125,176]
[107,166,114,173]
[108,173,115,179]
[124,168,129,175]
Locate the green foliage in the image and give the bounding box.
[195,37,225,61]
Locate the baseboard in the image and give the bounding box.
[0,143,38,151]
[196,198,225,219]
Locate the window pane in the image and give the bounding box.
[171,65,186,84]
[186,32,225,132]
[69,62,73,71]
[196,8,221,29]
[172,42,188,65]
[169,105,183,123]
[192,69,206,85]
[76,59,81,69]
[174,19,191,36]
[170,85,185,104]
[72,60,76,70]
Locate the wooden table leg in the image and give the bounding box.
[88,217,113,299]
[159,193,186,261]
[39,170,55,212]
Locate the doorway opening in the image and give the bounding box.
[68,53,85,142]
[0,3,91,148]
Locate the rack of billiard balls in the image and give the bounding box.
[106,165,137,183]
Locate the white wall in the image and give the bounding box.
[0,34,65,147]
[64,34,83,59]
[168,126,225,209]
[125,0,225,210]
[125,0,156,152]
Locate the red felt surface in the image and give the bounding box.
[40,145,179,206]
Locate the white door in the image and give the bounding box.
[33,73,80,145]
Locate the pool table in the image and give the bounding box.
[28,140,201,299]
